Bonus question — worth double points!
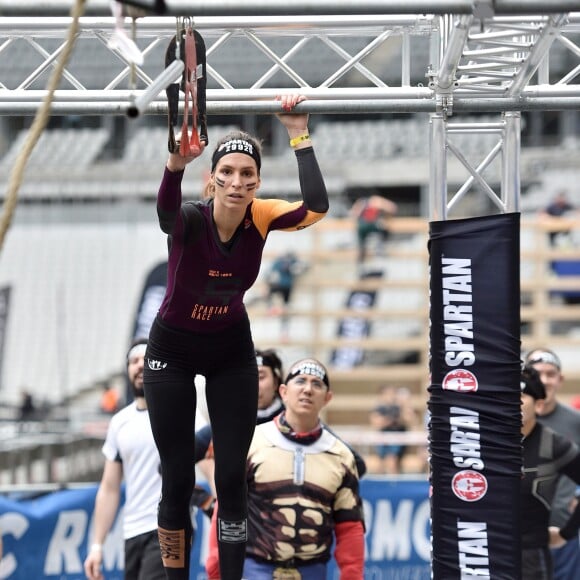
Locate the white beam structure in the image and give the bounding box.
[0,13,578,116]
[0,6,579,217]
[0,0,476,17]
[1,0,580,17]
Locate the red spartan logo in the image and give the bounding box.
[452,470,488,502]
[442,369,478,392]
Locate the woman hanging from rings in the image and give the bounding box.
[143,94,329,580]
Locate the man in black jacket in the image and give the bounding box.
[520,366,580,580]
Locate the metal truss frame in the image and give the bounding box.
[0,2,579,216]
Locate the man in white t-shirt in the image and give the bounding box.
[84,338,165,580]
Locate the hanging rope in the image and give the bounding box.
[0,0,87,254]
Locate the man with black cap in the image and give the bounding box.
[84,338,165,580]
[520,365,580,580]
[525,348,580,579]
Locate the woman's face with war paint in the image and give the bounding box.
[212,153,260,210]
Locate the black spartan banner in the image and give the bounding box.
[428,213,522,579]
[131,260,168,342]
[126,261,167,402]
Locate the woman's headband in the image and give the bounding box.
[211,138,261,173]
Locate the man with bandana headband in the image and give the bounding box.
[240,357,365,579]
[143,93,329,580]
[84,338,165,580]
[525,348,580,579]
[203,351,367,578]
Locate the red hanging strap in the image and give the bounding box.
[179,26,201,156]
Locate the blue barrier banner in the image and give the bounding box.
[0,478,430,579]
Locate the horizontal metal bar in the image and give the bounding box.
[0,87,435,102]
[494,0,580,14]
[447,128,503,133]
[1,83,578,104]
[2,0,579,18]
[455,86,508,95]
[457,61,524,72]
[469,28,540,40]
[468,56,527,65]
[447,122,504,130]
[1,14,580,33]
[1,96,580,115]
[0,0,475,17]
[463,47,525,56]
[0,99,434,115]
[0,15,431,34]
[453,96,580,110]
[456,74,513,85]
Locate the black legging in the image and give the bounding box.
[144,315,258,580]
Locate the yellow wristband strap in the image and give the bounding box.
[289,133,310,148]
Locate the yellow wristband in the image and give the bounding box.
[289,133,310,148]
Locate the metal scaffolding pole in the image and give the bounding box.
[0,0,475,17]
[436,14,473,91]
[2,96,580,116]
[428,110,520,220]
[502,111,521,213]
[429,113,448,221]
[0,12,579,116]
[2,0,580,17]
[494,0,580,14]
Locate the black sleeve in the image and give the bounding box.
[158,206,178,235]
[295,147,329,214]
[180,202,205,245]
[159,201,205,245]
[194,424,213,463]
[157,168,184,234]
